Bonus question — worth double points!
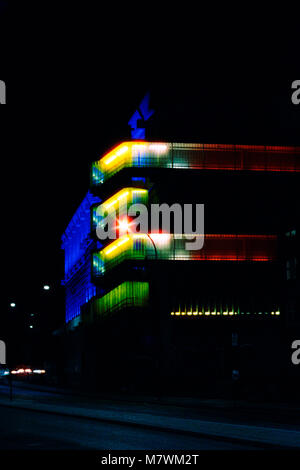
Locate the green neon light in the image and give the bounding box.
[91,281,149,316]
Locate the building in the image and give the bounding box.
[61,141,300,398]
[61,191,101,326]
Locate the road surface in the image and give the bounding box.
[0,406,259,450]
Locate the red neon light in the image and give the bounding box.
[190,255,273,262]
[97,142,300,173]
[191,234,277,262]
[204,234,276,239]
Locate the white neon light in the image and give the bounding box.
[149,143,168,153]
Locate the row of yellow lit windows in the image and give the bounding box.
[170,310,280,316]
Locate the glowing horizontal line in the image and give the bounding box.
[115,146,129,157]
[104,155,117,165]
[132,144,147,151]
[117,237,130,247]
[117,192,129,200]
[100,141,300,156]
[105,200,118,209]
[172,311,280,316]
[132,234,148,239]
[172,234,277,240]
[93,141,300,185]
[98,233,276,262]
[103,145,129,166]
[103,236,131,255]
[104,245,118,255]
[102,188,147,210]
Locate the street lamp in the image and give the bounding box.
[116,216,158,259]
[10,302,16,308]
[43,285,50,291]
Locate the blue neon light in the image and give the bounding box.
[62,191,100,277]
[128,92,154,139]
[132,176,146,183]
[62,191,101,323]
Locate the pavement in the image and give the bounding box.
[0,382,299,449]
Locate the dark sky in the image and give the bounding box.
[1,4,299,315]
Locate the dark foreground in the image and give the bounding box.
[0,382,299,450]
[0,406,258,450]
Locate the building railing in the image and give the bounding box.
[91,142,300,185]
[91,187,148,233]
[88,281,149,318]
[92,233,278,278]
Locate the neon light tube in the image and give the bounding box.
[92,233,277,277]
[90,281,149,317]
[91,141,300,185]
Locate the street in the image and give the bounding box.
[0,406,257,450]
[0,382,299,450]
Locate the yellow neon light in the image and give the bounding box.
[102,142,148,167]
[133,234,148,240]
[100,142,167,170]
[105,245,118,255]
[102,189,130,210]
[100,141,169,173]
[115,146,129,157]
[117,236,130,248]
[101,233,163,261]
[102,188,147,211]
[103,145,129,166]
[103,236,131,256]
[117,191,129,200]
[105,200,118,210]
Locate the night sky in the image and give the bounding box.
[1,4,299,320]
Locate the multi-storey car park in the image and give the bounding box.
[61,141,300,397]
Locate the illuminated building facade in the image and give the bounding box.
[62,142,300,396]
[61,191,101,325]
